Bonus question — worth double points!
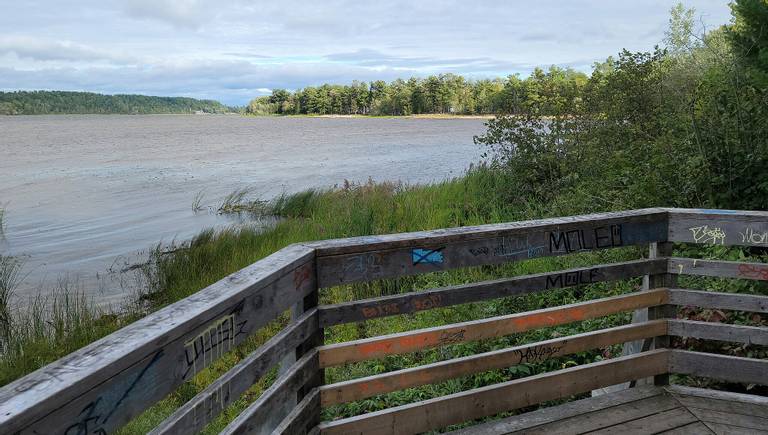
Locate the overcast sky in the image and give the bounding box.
[0,1,733,105]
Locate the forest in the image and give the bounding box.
[246,68,588,116]
[0,91,232,115]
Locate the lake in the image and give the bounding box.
[0,115,487,304]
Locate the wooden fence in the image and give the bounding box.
[0,208,766,434]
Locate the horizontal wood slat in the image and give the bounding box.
[320,321,667,406]
[314,210,668,287]
[318,288,669,367]
[152,309,320,434]
[0,244,316,435]
[668,257,768,281]
[668,319,768,346]
[668,208,768,248]
[221,350,320,435]
[318,349,670,435]
[669,350,768,386]
[669,289,768,313]
[320,259,665,327]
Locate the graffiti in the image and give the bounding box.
[64,399,107,435]
[689,225,726,245]
[740,227,768,246]
[513,343,565,364]
[545,268,601,289]
[549,225,623,253]
[342,253,383,281]
[412,248,445,266]
[468,247,489,256]
[439,329,466,345]
[412,294,442,311]
[183,313,247,379]
[493,236,546,259]
[362,303,401,318]
[698,209,739,215]
[738,264,768,280]
[293,264,312,290]
[62,350,163,434]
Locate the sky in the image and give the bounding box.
[0,1,734,105]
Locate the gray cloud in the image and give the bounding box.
[0,1,734,104]
[122,0,213,29]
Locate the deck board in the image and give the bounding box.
[451,385,768,435]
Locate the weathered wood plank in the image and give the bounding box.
[317,349,670,435]
[669,257,768,281]
[669,288,768,313]
[666,384,768,406]
[668,319,768,346]
[447,385,666,435]
[706,422,768,435]
[318,289,669,367]
[152,309,320,435]
[319,321,666,406]
[668,208,768,247]
[669,350,768,386]
[314,211,668,287]
[319,259,665,327]
[221,350,320,435]
[670,394,768,422]
[587,407,699,434]
[511,394,681,434]
[660,422,717,435]
[686,407,768,431]
[272,388,321,435]
[0,244,316,435]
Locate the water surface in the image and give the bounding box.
[0,115,486,303]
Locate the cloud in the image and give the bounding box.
[122,0,212,29]
[0,36,129,63]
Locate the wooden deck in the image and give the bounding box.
[1,208,766,434]
[454,385,768,435]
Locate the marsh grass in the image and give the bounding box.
[191,190,206,213]
[0,206,6,239]
[217,187,269,215]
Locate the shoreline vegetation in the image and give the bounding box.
[1,2,767,433]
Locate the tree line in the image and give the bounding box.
[246,68,588,116]
[475,0,768,212]
[0,91,233,115]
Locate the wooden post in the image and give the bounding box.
[647,242,676,385]
[296,266,324,432]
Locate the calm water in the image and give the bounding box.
[0,115,486,303]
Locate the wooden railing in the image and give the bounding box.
[0,208,766,434]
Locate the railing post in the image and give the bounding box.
[643,242,677,385]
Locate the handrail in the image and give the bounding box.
[1,208,767,434]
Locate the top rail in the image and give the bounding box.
[2,207,768,434]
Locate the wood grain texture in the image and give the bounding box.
[272,388,321,435]
[221,350,320,435]
[668,208,768,247]
[668,319,768,346]
[0,244,315,435]
[669,288,768,313]
[669,257,768,281]
[669,350,768,386]
[319,259,665,327]
[319,321,666,406]
[448,385,666,435]
[152,309,320,435]
[318,288,669,367]
[314,211,668,287]
[317,349,670,435]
